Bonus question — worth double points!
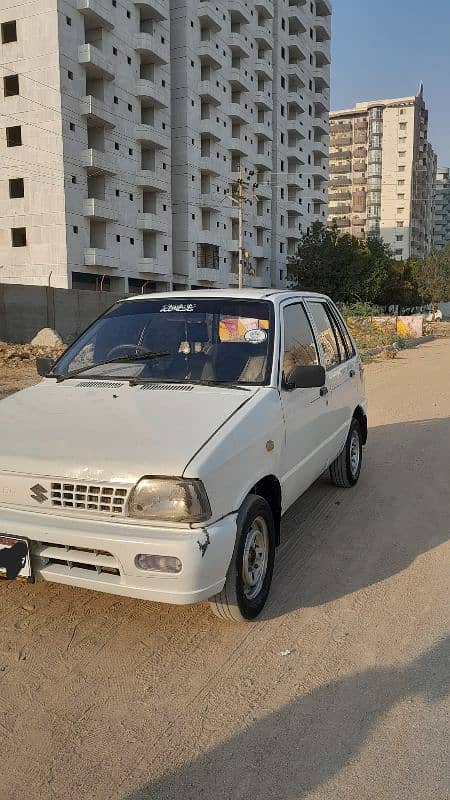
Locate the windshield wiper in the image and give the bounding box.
[129,378,251,391]
[55,351,171,382]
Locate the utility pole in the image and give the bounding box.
[237,168,244,289]
[231,169,255,289]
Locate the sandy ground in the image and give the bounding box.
[0,340,449,800]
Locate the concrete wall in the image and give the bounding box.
[0,282,126,344]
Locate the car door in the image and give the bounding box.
[306,299,355,463]
[279,302,331,511]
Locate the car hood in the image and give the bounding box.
[0,379,257,482]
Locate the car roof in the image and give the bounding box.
[123,289,330,305]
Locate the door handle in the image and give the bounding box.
[320,386,328,397]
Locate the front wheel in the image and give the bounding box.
[209,495,276,622]
[330,417,363,488]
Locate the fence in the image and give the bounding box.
[0,283,127,344]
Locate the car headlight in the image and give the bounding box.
[128,477,211,523]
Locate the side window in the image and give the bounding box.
[282,304,318,380]
[307,302,342,370]
[330,305,355,358]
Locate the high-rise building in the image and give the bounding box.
[432,167,450,249]
[328,85,436,261]
[0,0,331,293]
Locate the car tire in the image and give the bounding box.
[208,495,276,622]
[330,417,363,488]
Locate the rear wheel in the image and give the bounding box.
[330,417,363,488]
[209,495,276,622]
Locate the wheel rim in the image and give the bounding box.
[350,429,361,477]
[242,515,269,600]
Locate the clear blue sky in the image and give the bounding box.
[331,0,450,166]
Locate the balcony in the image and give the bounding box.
[287,173,303,189]
[81,148,116,175]
[254,59,273,81]
[198,79,224,106]
[313,139,328,157]
[314,39,331,66]
[287,92,304,112]
[229,67,251,93]
[287,61,306,87]
[199,154,222,175]
[135,123,169,149]
[315,17,331,41]
[254,25,273,50]
[200,116,223,141]
[136,168,169,192]
[198,40,223,69]
[228,32,251,58]
[83,198,117,221]
[313,116,328,135]
[80,95,116,128]
[198,1,222,31]
[133,32,168,64]
[249,273,270,288]
[288,8,307,34]
[229,137,249,157]
[254,90,272,111]
[313,69,330,91]
[330,149,351,160]
[77,0,114,30]
[134,0,167,21]
[329,204,351,215]
[255,0,274,17]
[199,193,223,212]
[229,0,251,23]
[253,121,273,140]
[78,44,114,81]
[253,151,272,171]
[84,249,119,269]
[331,121,352,133]
[135,78,169,108]
[138,257,171,277]
[254,181,272,199]
[137,212,168,232]
[196,267,221,283]
[287,116,305,138]
[316,0,332,15]
[228,102,251,124]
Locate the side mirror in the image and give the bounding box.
[36,357,55,377]
[284,364,326,391]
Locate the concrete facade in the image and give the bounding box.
[328,85,436,261]
[432,167,450,250]
[0,0,331,293]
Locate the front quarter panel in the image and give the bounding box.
[184,388,284,523]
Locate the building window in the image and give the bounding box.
[73,226,78,234]
[281,46,285,60]
[4,74,19,96]
[398,165,405,172]
[6,125,22,147]
[11,227,26,247]
[116,234,121,242]
[115,142,119,150]
[281,76,285,89]
[399,122,407,130]
[114,96,118,104]
[113,46,117,55]
[129,193,133,201]
[1,21,17,44]
[9,178,24,198]
[126,9,131,18]
[70,122,75,132]
[127,56,131,65]
[130,237,134,245]
[128,103,132,112]
[71,175,77,184]
[128,148,133,156]
[68,70,73,80]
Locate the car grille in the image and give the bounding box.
[51,482,129,515]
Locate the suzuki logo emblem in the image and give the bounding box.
[30,484,48,504]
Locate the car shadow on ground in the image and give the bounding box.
[124,636,450,800]
[261,417,450,620]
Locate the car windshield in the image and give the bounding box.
[54,298,275,386]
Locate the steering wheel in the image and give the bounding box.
[106,343,150,359]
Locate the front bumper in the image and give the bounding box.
[0,507,238,605]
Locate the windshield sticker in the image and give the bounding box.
[244,329,267,344]
[160,303,196,313]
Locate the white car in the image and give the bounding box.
[0,290,367,621]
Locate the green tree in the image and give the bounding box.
[413,244,450,311]
[287,222,389,304]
